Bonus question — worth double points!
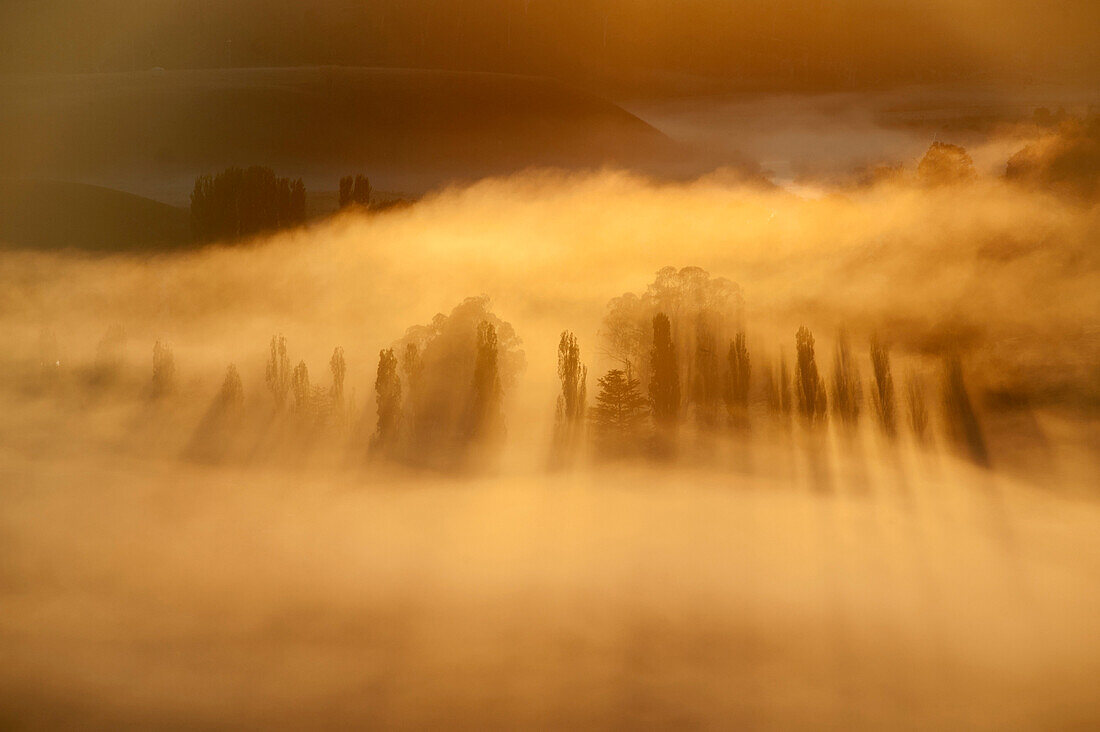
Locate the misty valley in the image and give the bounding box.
[1,9,1099,725]
[3,150,1099,727]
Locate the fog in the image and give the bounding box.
[2,163,1099,726]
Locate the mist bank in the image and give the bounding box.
[3,167,1097,409]
[2,444,1099,728]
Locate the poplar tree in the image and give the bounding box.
[795,326,827,423]
[339,176,354,208]
[552,331,587,459]
[942,356,988,465]
[649,313,680,426]
[726,332,751,422]
[469,322,504,442]
[870,336,897,436]
[329,346,346,406]
[291,361,311,415]
[265,335,291,410]
[831,334,861,427]
[373,348,402,451]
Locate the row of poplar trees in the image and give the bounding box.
[556,318,986,464]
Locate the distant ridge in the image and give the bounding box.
[0,66,678,202]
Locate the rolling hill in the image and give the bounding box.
[0,179,190,252]
[0,66,678,203]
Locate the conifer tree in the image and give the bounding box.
[591,368,648,456]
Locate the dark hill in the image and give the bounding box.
[0,180,189,252]
[0,66,677,202]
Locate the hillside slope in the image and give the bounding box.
[0,66,677,202]
[0,180,190,252]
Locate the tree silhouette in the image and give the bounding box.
[353,174,371,207]
[329,347,346,406]
[289,179,306,223]
[779,354,793,416]
[692,314,722,428]
[600,267,743,381]
[219,364,245,411]
[870,336,897,436]
[190,166,306,242]
[917,142,975,185]
[725,332,750,424]
[291,360,311,416]
[831,333,861,427]
[763,361,779,413]
[552,331,587,464]
[942,356,988,465]
[276,177,292,224]
[185,363,245,464]
[151,340,176,397]
[906,373,929,443]
[402,342,423,390]
[339,174,371,209]
[265,335,291,411]
[591,369,648,457]
[795,326,826,423]
[372,348,402,452]
[468,322,505,443]
[649,313,680,426]
[338,176,354,208]
[392,296,524,469]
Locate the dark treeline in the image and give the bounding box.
[190,166,306,242]
[191,169,399,244]
[338,175,372,209]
